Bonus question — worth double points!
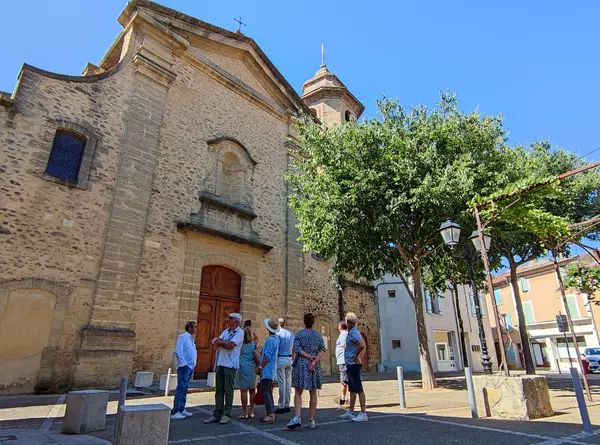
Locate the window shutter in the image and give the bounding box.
[523,302,535,324]
[494,289,502,304]
[438,295,444,314]
[424,290,432,313]
[505,313,513,332]
[566,295,580,319]
[518,277,531,293]
[479,296,486,317]
[469,294,476,316]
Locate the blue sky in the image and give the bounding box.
[2,1,599,163]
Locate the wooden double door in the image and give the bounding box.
[194,265,241,378]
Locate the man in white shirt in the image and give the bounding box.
[204,313,244,425]
[274,317,294,414]
[335,321,349,406]
[171,320,198,420]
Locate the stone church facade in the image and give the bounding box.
[0,0,379,394]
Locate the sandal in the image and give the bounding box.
[237,414,249,420]
[258,415,275,424]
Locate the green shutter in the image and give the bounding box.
[522,302,535,324]
[566,295,580,319]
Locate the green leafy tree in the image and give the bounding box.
[478,143,600,373]
[563,262,600,301]
[288,92,511,389]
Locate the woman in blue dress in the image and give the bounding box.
[287,313,326,430]
[235,325,260,419]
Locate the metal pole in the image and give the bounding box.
[563,331,573,364]
[114,377,128,439]
[474,205,510,376]
[118,377,128,409]
[556,359,562,374]
[165,367,172,397]
[552,255,593,401]
[569,367,593,434]
[467,249,493,374]
[464,367,478,419]
[397,366,406,409]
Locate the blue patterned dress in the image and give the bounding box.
[292,329,326,390]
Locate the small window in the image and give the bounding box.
[344,110,353,122]
[494,288,502,304]
[388,289,396,298]
[45,130,87,183]
[392,339,402,349]
[310,108,318,119]
[518,277,530,293]
[503,313,513,332]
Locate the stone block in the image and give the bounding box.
[115,404,170,445]
[159,373,177,392]
[62,390,109,434]
[473,375,553,420]
[206,371,216,387]
[134,371,154,388]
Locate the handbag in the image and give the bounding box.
[254,382,264,405]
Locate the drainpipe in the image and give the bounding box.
[335,276,344,322]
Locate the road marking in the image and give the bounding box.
[169,431,252,443]
[532,429,600,445]
[192,408,301,445]
[39,394,65,432]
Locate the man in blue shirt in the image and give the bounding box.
[340,312,368,422]
[258,318,280,424]
[171,320,198,420]
[275,317,294,414]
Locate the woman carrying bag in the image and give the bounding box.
[235,324,260,419]
[257,318,280,424]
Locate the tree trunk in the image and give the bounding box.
[507,255,536,374]
[412,268,437,389]
[451,280,469,369]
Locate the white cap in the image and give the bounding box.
[228,313,242,322]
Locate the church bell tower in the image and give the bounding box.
[301,46,365,127]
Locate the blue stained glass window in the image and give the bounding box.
[45,130,86,183]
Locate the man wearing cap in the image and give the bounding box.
[204,313,244,425]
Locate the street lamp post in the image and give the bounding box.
[439,220,494,375]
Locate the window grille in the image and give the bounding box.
[45,130,86,183]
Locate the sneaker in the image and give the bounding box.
[219,416,231,424]
[274,408,286,414]
[181,410,193,417]
[286,416,302,430]
[340,411,354,420]
[203,416,220,424]
[308,420,316,429]
[171,412,186,420]
[352,412,368,422]
[339,397,346,406]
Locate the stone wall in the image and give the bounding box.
[0,49,135,393]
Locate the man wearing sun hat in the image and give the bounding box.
[204,313,244,425]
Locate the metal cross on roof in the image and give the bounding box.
[234,17,246,32]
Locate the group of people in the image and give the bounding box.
[170,311,368,429]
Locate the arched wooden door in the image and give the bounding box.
[194,265,241,378]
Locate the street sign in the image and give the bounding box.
[556,314,568,333]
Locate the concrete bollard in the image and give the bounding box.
[116,404,171,445]
[465,367,478,419]
[62,390,109,434]
[397,366,406,409]
[134,372,153,388]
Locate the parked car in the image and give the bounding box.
[583,348,600,373]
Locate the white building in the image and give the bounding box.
[376,273,498,373]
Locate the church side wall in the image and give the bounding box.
[0,62,136,393]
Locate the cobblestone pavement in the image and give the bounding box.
[1,372,599,445]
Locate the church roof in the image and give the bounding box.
[111,0,313,117]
